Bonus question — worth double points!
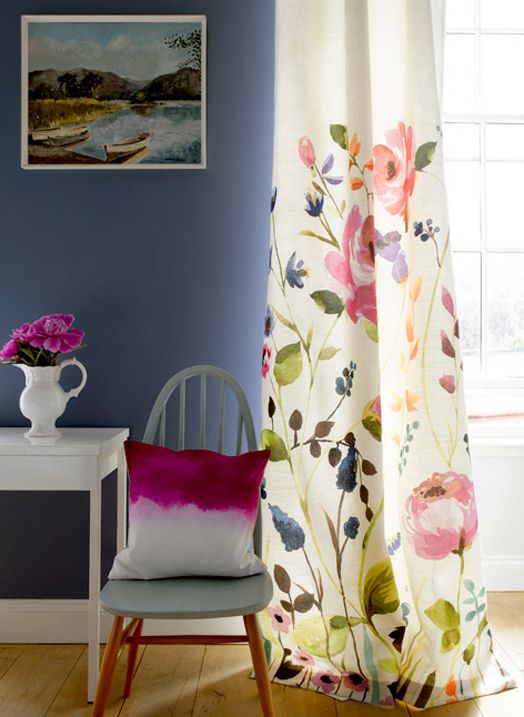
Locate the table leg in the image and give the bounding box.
[88,485,101,703]
[116,447,127,552]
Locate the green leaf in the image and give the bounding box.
[306,326,313,350]
[463,643,475,665]
[362,416,382,442]
[319,346,340,361]
[263,637,272,666]
[465,610,477,622]
[272,305,298,333]
[293,615,349,657]
[424,599,460,631]
[310,290,344,315]
[312,181,326,196]
[441,627,461,652]
[462,597,476,605]
[330,124,348,150]
[299,230,331,243]
[274,342,303,386]
[476,614,488,640]
[330,615,348,630]
[378,658,398,673]
[260,428,288,462]
[274,564,291,593]
[363,558,400,621]
[415,141,437,171]
[364,319,378,342]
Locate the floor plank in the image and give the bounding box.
[0,644,82,717]
[192,644,269,716]
[0,644,26,680]
[275,683,337,717]
[119,645,204,717]
[485,592,524,670]
[45,645,144,717]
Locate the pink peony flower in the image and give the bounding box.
[342,671,370,693]
[311,669,340,694]
[293,648,314,667]
[28,314,84,354]
[373,122,415,225]
[268,605,291,633]
[298,136,316,168]
[405,471,478,560]
[262,343,271,378]
[325,205,377,325]
[10,322,32,341]
[0,339,19,362]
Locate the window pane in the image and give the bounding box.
[446,161,481,247]
[486,124,524,160]
[481,0,524,28]
[487,253,524,378]
[481,35,524,113]
[453,252,481,379]
[444,34,476,113]
[444,123,480,160]
[486,162,524,248]
[447,0,476,28]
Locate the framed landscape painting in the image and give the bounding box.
[21,15,206,169]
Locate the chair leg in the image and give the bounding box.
[91,616,124,717]
[243,614,275,717]
[123,618,143,698]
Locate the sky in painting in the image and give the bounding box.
[27,20,202,81]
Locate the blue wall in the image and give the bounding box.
[0,0,274,598]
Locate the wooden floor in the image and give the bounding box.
[0,593,522,716]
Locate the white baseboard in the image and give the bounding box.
[1,557,522,644]
[482,555,524,592]
[0,600,244,644]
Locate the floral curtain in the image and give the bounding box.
[259,0,514,707]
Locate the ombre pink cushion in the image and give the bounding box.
[109,440,270,580]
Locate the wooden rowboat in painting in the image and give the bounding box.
[30,126,90,147]
[103,132,152,162]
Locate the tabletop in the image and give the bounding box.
[0,427,129,455]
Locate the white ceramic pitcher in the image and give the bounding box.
[16,358,88,438]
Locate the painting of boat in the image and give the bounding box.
[103,132,152,162]
[30,126,90,146]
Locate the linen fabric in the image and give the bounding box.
[109,440,269,580]
[259,0,514,708]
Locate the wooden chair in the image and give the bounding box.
[91,366,275,716]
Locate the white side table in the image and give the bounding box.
[0,427,129,702]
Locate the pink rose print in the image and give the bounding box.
[268,605,291,633]
[373,122,415,226]
[262,343,272,378]
[405,471,478,560]
[311,669,340,694]
[325,205,377,325]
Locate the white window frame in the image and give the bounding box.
[444,3,524,400]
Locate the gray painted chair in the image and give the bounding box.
[92,366,275,716]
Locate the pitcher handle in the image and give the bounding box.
[59,358,88,402]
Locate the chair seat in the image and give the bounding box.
[100,572,273,620]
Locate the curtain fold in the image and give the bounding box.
[259,0,514,707]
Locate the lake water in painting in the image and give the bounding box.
[77,102,201,164]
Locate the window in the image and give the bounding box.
[444,0,524,389]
